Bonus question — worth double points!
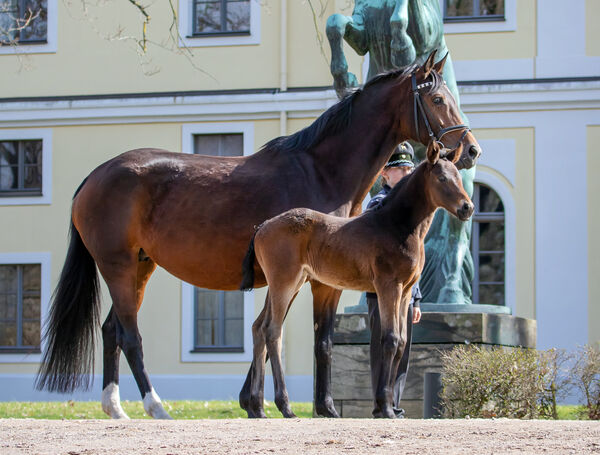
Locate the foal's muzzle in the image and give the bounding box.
[457,200,474,221]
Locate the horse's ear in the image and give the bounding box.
[423,50,438,78]
[426,140,440,165]
[433,52,449,75]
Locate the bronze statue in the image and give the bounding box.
[327,0,478,304]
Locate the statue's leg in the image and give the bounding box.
[390,0,416,67]
[436,166,476,303]
[326,14,360,98]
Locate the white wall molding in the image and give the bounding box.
[0,128,52,206]
[0,252,51,363]
[453,58,534,83]
[0,373,314,402]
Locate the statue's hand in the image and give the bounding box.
[391,32,417,68]
[333,71,358,99]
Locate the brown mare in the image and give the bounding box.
[240,142,474,419]
[35,51,480,419]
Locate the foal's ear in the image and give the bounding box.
[426,140,441,165]
[433,52,449,75]
[423,50,438,78]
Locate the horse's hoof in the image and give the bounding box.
[282,409,297,418]
[315,403,340,418]
[246,408,267,419]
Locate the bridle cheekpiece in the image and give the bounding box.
[411,72,470,157]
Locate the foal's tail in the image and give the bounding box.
[36,183,101,393]
[240,228,260,292]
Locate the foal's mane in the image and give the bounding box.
[260,64,442,155]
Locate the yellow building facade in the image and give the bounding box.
[0,0,598,403]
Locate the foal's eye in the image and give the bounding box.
[433,96,443,105]
[438,175,447,183]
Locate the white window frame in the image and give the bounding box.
[473,171,515,315]
[178,0,261,48]
[0,128,52,206]
[0,0,57,55]
[0,252,51,363]
[180,122,255,362]
[440,0,516,34]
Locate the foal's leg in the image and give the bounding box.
[239,301,267,413]
[245,294,271,418]
[310,281,342,418]
[97,254,171,419]
[373,282,405,419]
[266,287,301,418]
[101,307,129,419]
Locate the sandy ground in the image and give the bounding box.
[1,418,599,455]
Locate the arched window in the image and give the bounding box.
[471,183,505,306]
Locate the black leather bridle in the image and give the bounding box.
[411,72,470,156]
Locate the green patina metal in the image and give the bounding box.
[327,0,481,308]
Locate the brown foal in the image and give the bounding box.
[240,142,474,419]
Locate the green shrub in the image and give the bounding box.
[570,345,600,420]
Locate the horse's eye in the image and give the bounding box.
[438,175,447,183]
[433,96,443,105]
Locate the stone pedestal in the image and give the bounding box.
[329,311,537,418]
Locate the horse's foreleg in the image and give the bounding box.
[311,281,342,418]
[373,282,405,419]
[101,308,129,419]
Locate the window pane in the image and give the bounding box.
[226,0,250,32]
[196,289,218,318]
[22,320,40,347]
[23,140,42,190]
[0,0,19,42]
[224,318,243,346]
[193,133,243,157]
[196,319,216,346]
[0,142,18,190]
[196,1,222,33]
[478,253,504,283]
[224,290,243,318]
[23,296,40,319]
[0,265,18,293]
[22,264,41,292]
[478,221,504,251]
[0,322,17,346]
[480,0,504,16]
[479,284,504,306]
[20,0,48,42]
[0,293,17,319]
[446,0,474,17]
[480,185,504,213]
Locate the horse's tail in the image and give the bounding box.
[240,227,260,292]
[36,183,101,393]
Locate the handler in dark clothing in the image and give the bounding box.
[367,142,422,419]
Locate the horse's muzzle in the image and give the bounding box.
[457,200,474,221]
[456,144,481,170]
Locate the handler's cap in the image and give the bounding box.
[385,142,415,168]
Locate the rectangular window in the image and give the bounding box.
[191,132,244,353]
[444,0,504,22]
[0,0,47,44]
[0,264,41,352]
[193,0,250,36]
[0,139,43,196]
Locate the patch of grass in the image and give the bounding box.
[0,400,313,419]
[556,405,588,420]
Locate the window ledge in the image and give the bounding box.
[191,347,244,353]
[0,348,41,354]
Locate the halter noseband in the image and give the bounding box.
[411,72,470,156]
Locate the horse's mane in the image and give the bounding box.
[260,64,431,154]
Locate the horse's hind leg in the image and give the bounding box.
[101,308,129,419]
[310,281,342,418]
[240,301,267,413]
[97,254,171,419]
[246,295,270,418]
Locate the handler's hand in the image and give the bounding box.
[413,307,422,324]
